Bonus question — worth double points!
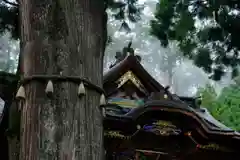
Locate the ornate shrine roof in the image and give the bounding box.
[103,48,239,138]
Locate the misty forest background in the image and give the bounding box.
[0,0,240,130]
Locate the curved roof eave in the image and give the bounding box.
[196,107,234,132]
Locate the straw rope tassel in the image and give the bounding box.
[78,82,86,96]
[45,80,54,94]
[100,94,106,105]
[16,85,26,99]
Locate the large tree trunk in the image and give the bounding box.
[19,0,106,159]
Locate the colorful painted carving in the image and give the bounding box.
[104,131,130,139]
[112,149,168,160]
[185,131,233,152]
[154,120,176,128]
[143,120,181,136]
[106,98,144,115]
[196,143,232,152]
[108,98,144,108]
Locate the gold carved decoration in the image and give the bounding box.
[185,131,233,152]
[147,120,181,136]
[104,131,130,140]
[197,143,232,152]
[197,143,220,150]
[154,120,176,128]
[116,71,147,94]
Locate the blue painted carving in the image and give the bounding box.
[142,121,182,136]
[106,98,144,115]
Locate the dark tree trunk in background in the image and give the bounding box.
[19,0,106,159]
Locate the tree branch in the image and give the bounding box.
[2,0,19,7]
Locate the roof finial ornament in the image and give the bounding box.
[109,40,141,68]
[109,51,124,68]
[122,40,134,56]
[125,40,142,62]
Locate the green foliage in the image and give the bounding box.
[151,0,240,81]
[107,0,143,32]
[198,83,240,131]
[0,3,19,39]
[0,0,142,40]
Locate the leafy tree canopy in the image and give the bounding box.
[0,0,143,40]
[0,0,143,75]
[197,81,240,131]
[151,0,240,81]
[0,0,19,39]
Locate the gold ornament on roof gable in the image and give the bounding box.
[116,71,147,94]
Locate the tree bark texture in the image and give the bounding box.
[19,0,106,159]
